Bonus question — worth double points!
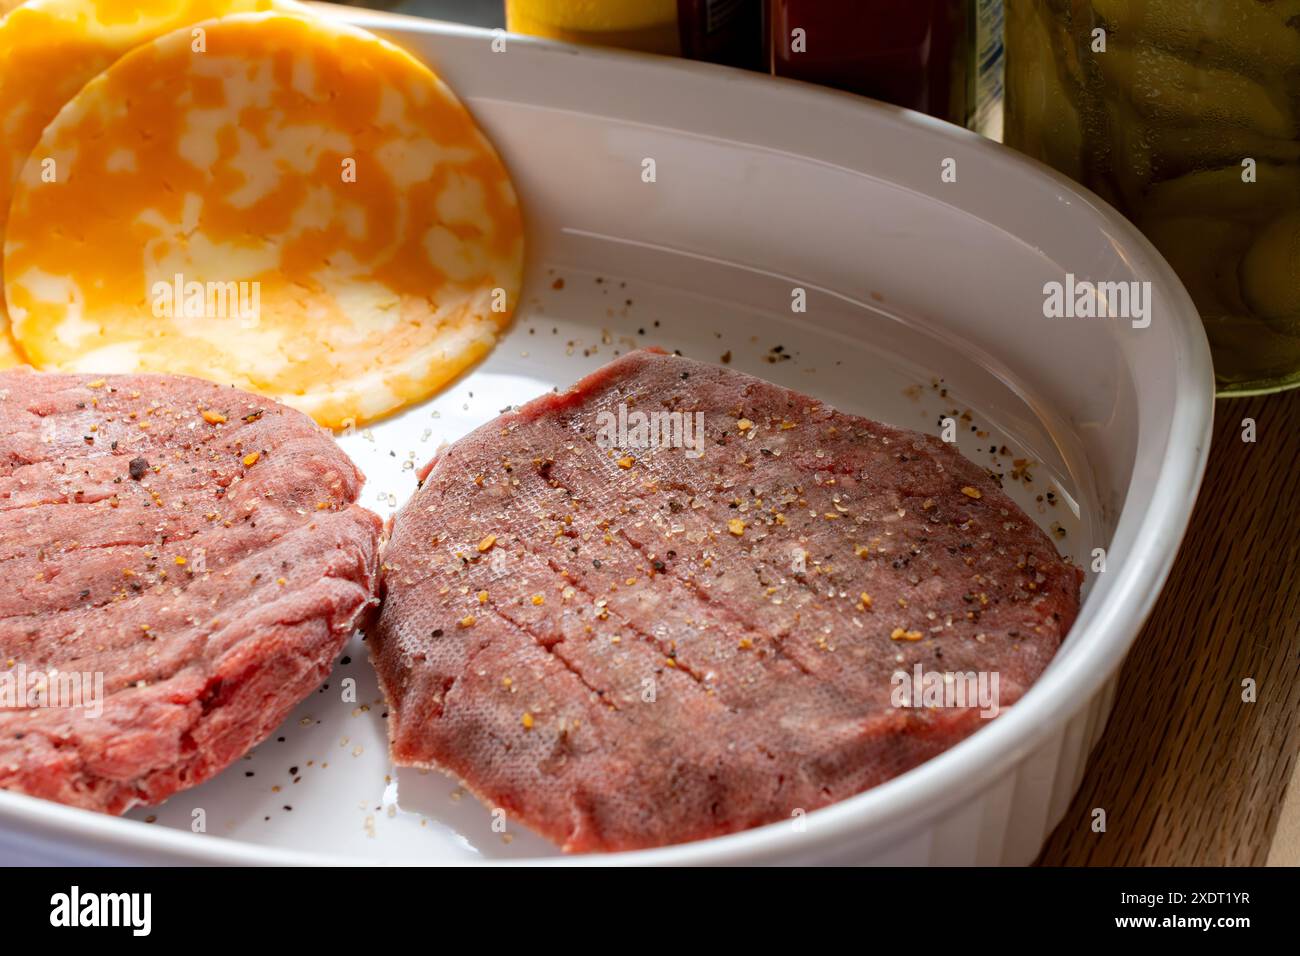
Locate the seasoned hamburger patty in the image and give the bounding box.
[0,370,381,814]
[372,350,1082,852]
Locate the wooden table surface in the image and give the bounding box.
[1037,389,1300,866]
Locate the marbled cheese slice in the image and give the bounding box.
[0,0,307,367]
[5,11,524,427]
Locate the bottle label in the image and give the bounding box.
[973,0,1005,139]
[702,0,743,34]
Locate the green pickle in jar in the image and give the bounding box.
[1005,0,1300,394]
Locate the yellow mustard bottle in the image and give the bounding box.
[506,0,683,54]
[505,0,767,69]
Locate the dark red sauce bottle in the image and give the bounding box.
[772,0,1004,134]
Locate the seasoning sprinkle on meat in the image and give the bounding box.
[0,368,381,816]
[371,349,1081,853]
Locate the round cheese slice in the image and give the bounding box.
[5,11,525,427]
[0,0,307,368]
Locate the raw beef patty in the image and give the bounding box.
[0,370,381,814]
[372,350,1082,852]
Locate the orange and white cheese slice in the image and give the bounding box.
[4,11,524,427]
[0,0,308,368]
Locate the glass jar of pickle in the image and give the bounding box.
[1005,0,1300,394]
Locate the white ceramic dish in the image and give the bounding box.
[0,12,1213,865]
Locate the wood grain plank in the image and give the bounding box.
[1038,390,1300,865]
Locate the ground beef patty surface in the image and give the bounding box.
[372,349,1082,852]
[0,370,381,814]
